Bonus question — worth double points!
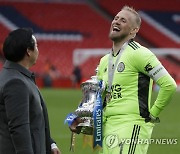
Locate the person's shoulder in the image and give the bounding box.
[128,40,141,51]
[6,78,25,84]
[101,53,110,60]
[99,53,109,63]
[128,40,153,56]
[3,78,28,93]
[98,53,109,70]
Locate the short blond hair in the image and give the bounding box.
[121,6,141,27]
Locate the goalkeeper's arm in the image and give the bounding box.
[149,64,177,118]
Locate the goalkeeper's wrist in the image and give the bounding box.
[149,114,160,123]
[145,113,160,123]
[150,104,162,117]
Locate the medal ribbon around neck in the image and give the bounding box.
[107,42,128,93]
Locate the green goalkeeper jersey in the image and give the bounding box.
[97,40,176,121]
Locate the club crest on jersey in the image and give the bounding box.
[117,62,125,72]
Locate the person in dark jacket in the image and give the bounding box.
[0,28,61,154]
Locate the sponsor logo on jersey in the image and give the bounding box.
[117,62,125,72]
[107,84,122,101]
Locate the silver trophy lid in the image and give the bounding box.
[81,76,99,87]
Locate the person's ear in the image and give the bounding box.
[130,27,139,38]
[26,48,31,57]
[130,27,139,35]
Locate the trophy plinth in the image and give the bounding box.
[76,117,93,135]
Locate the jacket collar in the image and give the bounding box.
[3,60,33,78]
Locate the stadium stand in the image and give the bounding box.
[0,1,111,87]
[96,0,180,47]
[96,0,180,83]
[0,0,179,87]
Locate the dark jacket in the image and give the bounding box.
[0,61,53,154]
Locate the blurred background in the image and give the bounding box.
[0,0,180,88]
[0,0,180,154]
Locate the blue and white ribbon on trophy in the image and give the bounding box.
[64,113,77,126]
[93,80,103,148]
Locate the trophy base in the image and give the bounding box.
[76,117,93,135]
[81,126,93,135]
[76,125,93,135]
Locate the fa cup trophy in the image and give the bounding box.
[65,76,104,151]
[74,76,102,135]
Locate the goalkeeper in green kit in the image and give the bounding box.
[69,6,177,154]
[97,6,177,154]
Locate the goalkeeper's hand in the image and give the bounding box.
[145,114,160,123]
[69,117,84,134]
[65,113,86,134]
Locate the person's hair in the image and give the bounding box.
[3,28,35,62]
[121,6,141,27]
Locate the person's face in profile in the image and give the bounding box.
[29,35,39,65]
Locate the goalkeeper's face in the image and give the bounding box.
[109,10,138,42]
